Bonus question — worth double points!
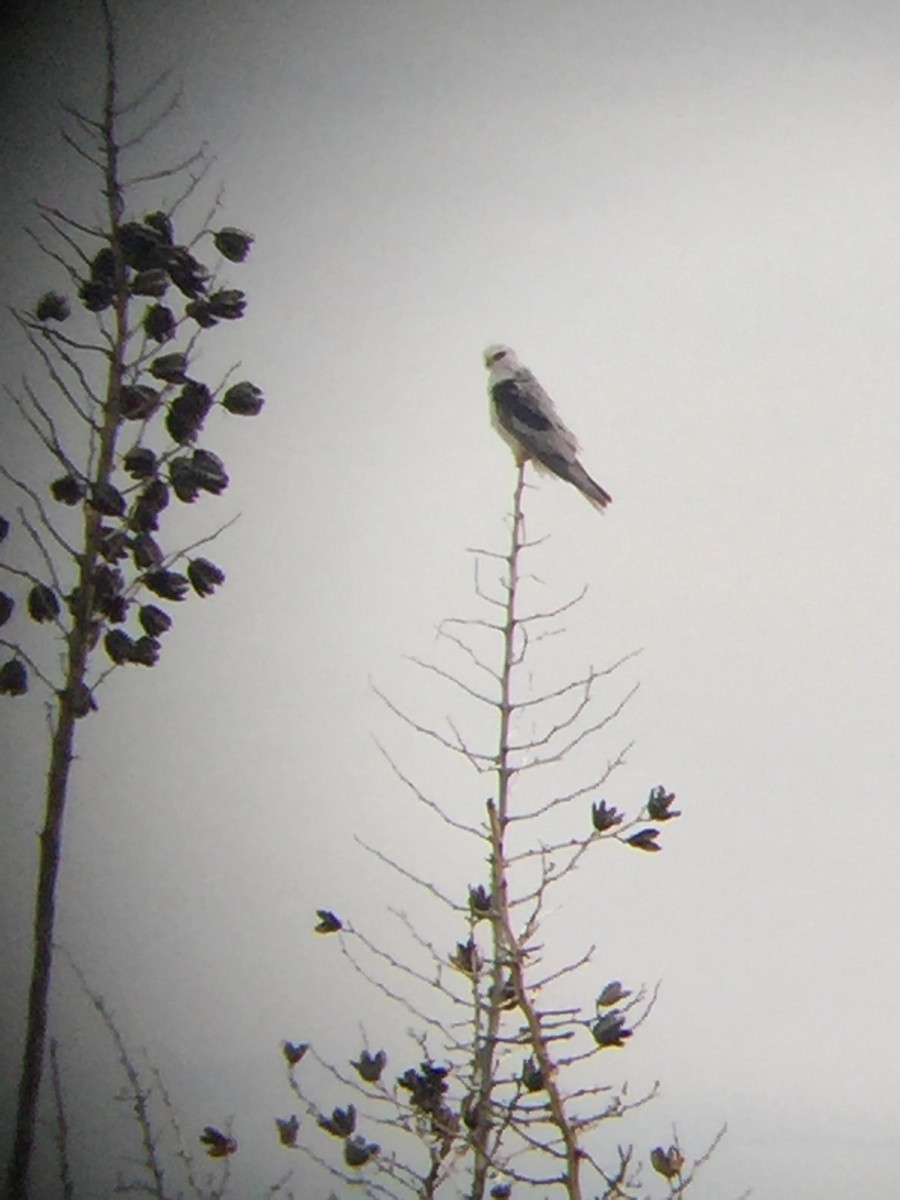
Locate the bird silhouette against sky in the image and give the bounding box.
[483,344,612,511]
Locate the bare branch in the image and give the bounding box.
[60,128,105,171]
[471,565,507,611]
[0,638,58,692]
[5,384,80,480]
[88,658,121,693]
[434,623,501,683]
[0,464,77,560]
[187,182,227,248]
[373,741,484,838]
[120,82,184,150]
[529,945,595,992]
[60,101,103,133]
[25,227,83,286]
[283,1129,410,1200]
[515,651,641,711]
[506,677,594,755]
[47,1040,74,1200]
[510,744,632,823]
[346,920,470,1014]
[439,613,503,636]
[514,683,639,772]
[36,203,105,240]
[165,155,218,225]
[147,1064,209,1200]
[170,513,241,563]
[125,144,207,186]
[33,322,111,357]
[114,67,175,117]
[674,1122,729,1195]
[60,952,168,1198]
[29,352,99,426]
[17,507,67,597]
[336,931,465,1049]
[373,683,493,768]
[37,206,96,268]
[517,585,589,626]
[404,655,496,708]
[466,529,548,559]
[355,836,462,912]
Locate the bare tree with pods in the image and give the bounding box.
[1,5,263,1195]
[268,464,730,1200]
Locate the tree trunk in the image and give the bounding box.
[7,13,124,1187]
[5,697,79,1200]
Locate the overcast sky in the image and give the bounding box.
[3,1,900,1196]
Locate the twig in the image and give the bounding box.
[372,741,484,838]
[120,83,184,150]
[59,952,168,1200]
[47,1039,75,1200]
[0,639,59,692]
[354,836,462,912]
[125,145,207,186]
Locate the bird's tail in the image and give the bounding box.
[565,461,612,511]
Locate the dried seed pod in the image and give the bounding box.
[104,629,134,664]
[222,381,264,416]
[138,605,172,637]
[143,303,176,343]
[28,584,59,623]
[0,659,28,696]
[129,636,160,667]
[131,268,169,297]
[143,569,189,602]
[187,557,224,597]
[191,449,228,494]
[50,475,85,506]
[89,482,126,518]
[213,227,254,262]
[149,352,189,383]
[35,291,70,321]
[123,447,157,480]
[119,385,161,421]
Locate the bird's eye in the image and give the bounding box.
[488,350,506,364]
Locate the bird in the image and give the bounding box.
[483,344,612,511]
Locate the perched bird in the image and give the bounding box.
[484,344,612,511]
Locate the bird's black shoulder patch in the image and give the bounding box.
[491,379,552,431]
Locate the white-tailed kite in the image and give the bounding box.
[483,345,612,511]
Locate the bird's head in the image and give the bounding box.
[483,344,518,371]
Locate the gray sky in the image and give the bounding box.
[3,0,900,1195]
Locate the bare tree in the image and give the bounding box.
[272,464,726,1199]
[54,952,246,1200]
[1,5,263,1195]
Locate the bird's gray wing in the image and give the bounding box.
[491,370,579,462]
